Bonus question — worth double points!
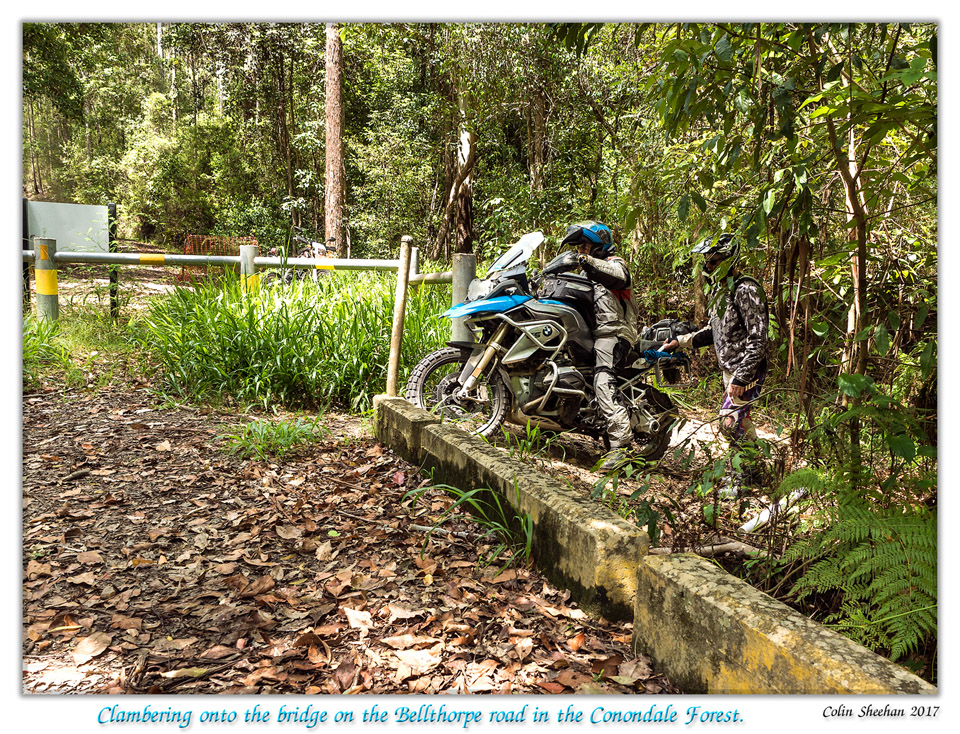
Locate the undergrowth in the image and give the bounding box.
[219,416,330,461]
[403,481,534,571]
[139,271,449,411]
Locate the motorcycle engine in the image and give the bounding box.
[530,365,586,424]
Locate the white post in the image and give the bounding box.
[451,252,477,343]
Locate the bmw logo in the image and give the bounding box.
[542,326,553,337]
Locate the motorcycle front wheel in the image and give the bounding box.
[404,346,509,438]
[632,387,677,462]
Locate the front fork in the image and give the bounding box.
[457,322,509,395]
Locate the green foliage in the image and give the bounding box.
[139,270,449,412]
[783,468,937,662]
[591,470,680,545]
[219,416,328,461]
[493,422,565,465]
[403,482,533,571]
[22,317,71,388]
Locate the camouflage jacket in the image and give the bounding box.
[579,254,639,345]
[690,275,769,386]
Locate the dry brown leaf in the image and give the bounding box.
[26,560,51,578]
[619,657,653,680]
[155,637,199,652]
[568,631,585,651]
[492,569,517,584]
[394,645,442,674]
[386,603,422,623]
[77,551,103,565]
[315,541,336,561]
[344,607,373,634]
[536,680,566,693]
[110,615,142,631]
[160,667,210,679]
[199,644,237,660]
[381,635,441,650]
[68,571,97,585]
[276,525,302,540]
[73,631,112,664]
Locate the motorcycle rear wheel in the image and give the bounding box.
[404,347,509,438]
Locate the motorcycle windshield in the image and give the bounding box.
[486,232,544,276]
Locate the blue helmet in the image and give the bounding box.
[561,221,615,258]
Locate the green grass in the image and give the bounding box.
[22,316,71,389]
[403,482,534,571]
[139,270,451,412]
[219,416,329,461]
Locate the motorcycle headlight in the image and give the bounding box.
[466,278,493,302]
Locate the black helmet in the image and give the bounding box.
[560,221,615,259]
[692,233,739,281]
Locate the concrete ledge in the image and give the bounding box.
[373,395,440,464]
[632,553,936,694]
[373,396,647,620]
[374,396,935,694]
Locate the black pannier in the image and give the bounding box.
[538,273,594,308]
[641,318,698,344]
[538,273,596,327]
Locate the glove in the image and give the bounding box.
[675,332,695,349]
[643,350,676,361]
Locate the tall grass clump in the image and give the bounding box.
[22,316,71,388]
[140,270,450,411]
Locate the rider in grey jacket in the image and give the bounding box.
[560,221,638,471]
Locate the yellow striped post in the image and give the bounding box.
[34,237,58,323]
[240,244,260,292]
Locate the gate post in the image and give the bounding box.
[451,252,477,343]
[239,244,259,292]
[386,236,413,397]
[34,237,59,323]
[108,203,119,319]
[22,198,30,307]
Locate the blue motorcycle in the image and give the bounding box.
[405,232,686,461]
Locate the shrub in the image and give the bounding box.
[140,270,449,411]
[22,317,70,388]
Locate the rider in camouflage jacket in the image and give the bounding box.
[664,235,769,487]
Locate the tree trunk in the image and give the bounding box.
[435,124,476,258]
[26,100,43,195]
[454,128,476,254]
[324,23,346,256]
